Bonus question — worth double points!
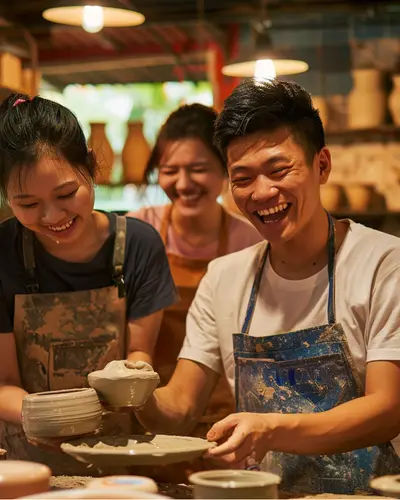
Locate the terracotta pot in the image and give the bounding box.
[88,122,114,185]
[122,121,151,184]
[320,183,343,212]
[312,96,329,129]
[389,74,400,126]
[344,184,374,212]
[348,69,386,129]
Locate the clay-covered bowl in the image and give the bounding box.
[189,469,281,499]
[88,360,160,408]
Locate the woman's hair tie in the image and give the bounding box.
[13,97,32,108]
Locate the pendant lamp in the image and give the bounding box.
[42,1,145,33]
[222,20,309,80]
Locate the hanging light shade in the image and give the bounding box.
[42,1,145,33]
[222,25,309,79]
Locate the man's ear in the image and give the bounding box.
[318,147,332,185]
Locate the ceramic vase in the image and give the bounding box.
[389,74,400,126]
[122,121,151,185]
[348,69,386,129]
[320,183,343,212]
[312,96,329,130]
[88,122,114,185]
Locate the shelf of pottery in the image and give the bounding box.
[315,69,400,215]
[88,121,150,186]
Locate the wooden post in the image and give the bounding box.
[207,24,240,111]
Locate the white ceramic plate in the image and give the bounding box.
[61,434,215,467]
[20,487,166,499]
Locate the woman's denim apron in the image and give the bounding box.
[233,214,400,494]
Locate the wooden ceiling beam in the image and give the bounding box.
[39,51,207,75]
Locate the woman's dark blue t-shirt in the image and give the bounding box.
[0,212,176,332]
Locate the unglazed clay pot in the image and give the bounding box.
[88,122,114,185]
[189,470,281,499]
[344,183,374,212]
[0,460,50,498]
[88,360,160,407]
[370,474,400,498]
[320,183,343,212]
[22,388,102,438]
[122,121,151,184]
[348,69,386,129]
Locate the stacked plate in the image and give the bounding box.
[22,388,102,438]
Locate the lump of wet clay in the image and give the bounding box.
[88,360,160,408]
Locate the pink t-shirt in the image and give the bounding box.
[127,204,262,259]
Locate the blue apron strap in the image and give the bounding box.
[241,212,337,334]
[327,212,336,325]
[241,244,269,334]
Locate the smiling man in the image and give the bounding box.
[136,79,400,494]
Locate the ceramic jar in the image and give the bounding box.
[88,122,114,185]
[122,121,151,185]
[320,183,343,212]
[348,69,386,129]
[344,183,374,212]
[389,74,400,126]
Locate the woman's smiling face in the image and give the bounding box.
[227,126,331,245]
[7,154,95,246]
[157,137,226,217]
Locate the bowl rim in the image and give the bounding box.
[189,469,281,488]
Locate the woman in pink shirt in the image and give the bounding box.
[128,103,261,435]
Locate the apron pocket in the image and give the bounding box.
[236,352,358,414]
[49,338,120,390]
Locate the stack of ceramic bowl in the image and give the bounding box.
[22,388,102,439]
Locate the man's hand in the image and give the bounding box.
[205,412,279,467]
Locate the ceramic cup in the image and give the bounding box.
[189,469,281,499]
[0,460,50,498]
[370,474,400,498]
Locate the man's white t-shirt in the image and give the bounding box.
[179,220,400,452]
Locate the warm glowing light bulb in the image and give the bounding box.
[254,59,276,81]
[82,5,104,33]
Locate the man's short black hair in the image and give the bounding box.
[214,78,325,166]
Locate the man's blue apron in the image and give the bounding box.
[233,214,400,495]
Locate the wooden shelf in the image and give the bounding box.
[326,126,400,144]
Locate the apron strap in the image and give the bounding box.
[21,214,127,297]
[112,215,127,298]
[22,228,39,293]
[159,205,171,246]
[159,203,229,257]
[326,212,336,325]
[241,212,337,334]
